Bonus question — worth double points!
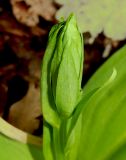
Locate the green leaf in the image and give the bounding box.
[64,69,116,160]
[77,45,126,160]
[55,0,126,40]
[83,45,126,94]
[0,117,41,146]
[0,118,42,160]
[0,134,42,160]
[67,88,99,137]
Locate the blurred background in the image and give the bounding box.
[0,0,125,137]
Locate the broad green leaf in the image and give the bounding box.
[83,45,126,94]
[0,118,42,160]
[0,117,42,146]
[109,144,126,160]
[67,88,99,137]
[65,114,82,160]
[77,45,126,160]
[55,0,126,40]
[65,69,116,160]
[0,134,42,160]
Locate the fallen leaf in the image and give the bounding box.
[0,12,29,37]
[30,26,47,36]
[8,83,41,134]
[11,0,56,27]
[0,64,16,77]
[0,12,47,37]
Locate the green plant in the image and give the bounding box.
[1,14,126,160]
[41,14,84,160]
[41,14,126,160]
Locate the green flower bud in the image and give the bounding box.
[50,14,84,117]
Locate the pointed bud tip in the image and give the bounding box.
[66,13,77,25]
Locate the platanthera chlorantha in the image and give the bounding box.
[41,13,126,160]
[41,14,83,160]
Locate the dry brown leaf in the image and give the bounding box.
[30,26,47,36]
[0,12,47,37]
[8,36,34,59]
[8,83,41,134]
[11,0,56,26]
[0,12,30,37]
